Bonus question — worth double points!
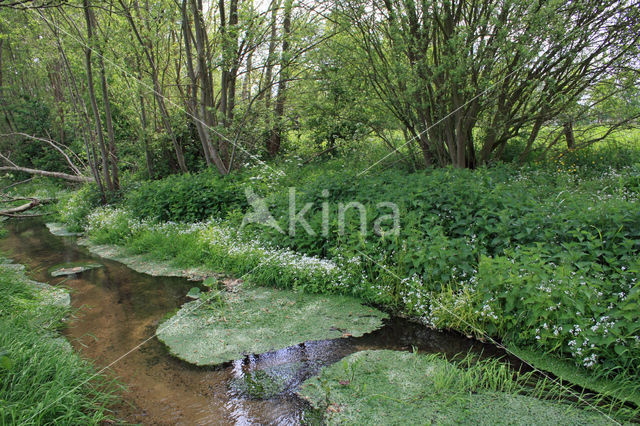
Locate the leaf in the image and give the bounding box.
[186,287,201,299]
[203,277,217,288]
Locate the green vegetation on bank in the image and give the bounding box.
[57,141,640,377]
[298,350,615,425]
[0,257,116,424]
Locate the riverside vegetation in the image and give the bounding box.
[45,136,640,422]
[0,252,116,423]
[2,0,640,420]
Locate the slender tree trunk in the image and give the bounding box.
[47,60,65,145]
[242,50,252,101]
[217,0,238,166]
[564,121,576,149]
[226,0,238,126]
[84,0,113,191]
[97,50,119,189]
[44,13,105,198]
[262,0,279,117]
[518,116,544,164]
[135,56,154,179]
[268,0,292,157]
[0,37,16,132]
[119,0,188,172]
[184,0,228,174]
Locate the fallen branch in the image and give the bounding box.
[0,165,92,183]
[1,132,85,175]
[0,212,51,218]
[0,198,54,216]
[0,177,33,192]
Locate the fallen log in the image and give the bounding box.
[0,166,92,183]
[0,198,54,216]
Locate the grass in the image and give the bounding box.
[0,258,117,424]
[298,350,616,425]
[508,344,640,411]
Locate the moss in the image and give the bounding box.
[156,284,387,366]
[79,240,212,281]
[298,350,614,425]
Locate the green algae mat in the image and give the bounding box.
[45,223,83,237]
[49,262,102,277]
[298,350,614,425]
[155,285,387,366]
[79,240,211,280]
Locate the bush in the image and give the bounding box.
[124,169,248,222]
[66,152,640,377]
[57,184,103,232]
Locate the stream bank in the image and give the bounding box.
[2,219,511,424]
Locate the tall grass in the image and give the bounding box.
[0,263,117,424]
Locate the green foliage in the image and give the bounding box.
[56,184,103,232]
[124,169,248,222]
[64,141,640,382]
[0,261,116,424]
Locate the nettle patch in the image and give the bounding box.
[155,283,387,366]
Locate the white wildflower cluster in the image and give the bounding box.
[85,207,134,234]
[246,163,287,191]
[475,300,499,321]
[86,207,359,291]
[399,273,481,328]
[400,275,430,316]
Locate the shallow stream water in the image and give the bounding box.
[1,220,511,425]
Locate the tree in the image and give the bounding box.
[334,0,640,168]
[266,0,291,157]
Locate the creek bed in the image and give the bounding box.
[1,219,511,425]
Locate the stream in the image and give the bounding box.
[1,219,510,425]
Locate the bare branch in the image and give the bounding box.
[1,133,84,175]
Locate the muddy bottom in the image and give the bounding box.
[1,220,510,425]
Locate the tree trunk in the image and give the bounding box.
[136,57,154,179]
[0,198,54,217]
[184,0,228,175]
[83,0,113,191]
[97,51,119,189]
[0,166,92,182]
[242,50,252,101]
[268,0,292,157]
[262,0,280,145]
[119,0,188,173]
[564,121,576,149]
[44,13,105,199]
